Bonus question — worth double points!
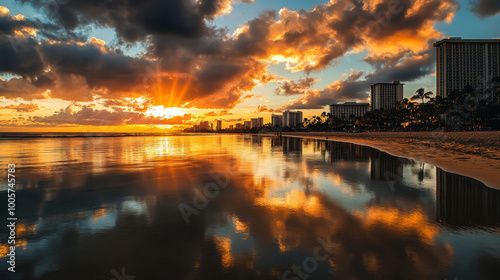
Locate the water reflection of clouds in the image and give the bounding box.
[0,135,498,279]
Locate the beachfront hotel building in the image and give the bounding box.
[283,111,303,128]
[434,37,500,98]
[251,117,264,128]
[271,114,283,127]
[329,102,370,119]
[199,121,210,131]
[370,81,404,111]
[244,121,251,129]
[216,120,222,131]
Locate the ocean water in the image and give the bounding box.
[0,135,499,280]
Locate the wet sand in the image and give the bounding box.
[284,131,500,190]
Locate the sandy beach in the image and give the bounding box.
[284,131,500,190]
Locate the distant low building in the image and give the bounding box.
[283,111,303,128]
[229,125,234,130]
[271,114,283,127]
[235,123,244,130]
[371,81,404,111]
[330,102,370,119]
[244,121,251,129]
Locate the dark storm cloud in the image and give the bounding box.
[39,40,149,94]
[0,13,23,34]
[0,39,154,102]
[18,0,248,41]
[0,36,44,76]
[0,14,45,77]
[470,0,500,17]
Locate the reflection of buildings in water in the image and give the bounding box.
[251,135,262,145]
[270,136,282,147]
[282,137,302,154]
[370,152,404,182]
[328,141,369,163]
[436,169,500,227]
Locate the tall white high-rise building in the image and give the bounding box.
[370,81,404,111]
[283,111,303,128]
[434,37,500,97]
[216,120,222,131]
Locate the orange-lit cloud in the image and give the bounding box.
[0,102,40,112]
[275,77,317,96]
[0,0,460,128]
[31,105,192,126]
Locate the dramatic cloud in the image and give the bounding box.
[256,105,280,113]
[227,0,457,72]
[0,77,48,100]
[102,98,152,112]
[281,50,435,110]
[470,0,500,17]
[18,0,253,41]
[275,77,317,95]
[0,102,40,112]
[0,10,45,77]
[32,105,192,126]
[0,0,461,128]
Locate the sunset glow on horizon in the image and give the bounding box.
[1,0,499,132]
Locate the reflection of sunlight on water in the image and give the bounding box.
[91,208,107,222]
[0,135,498,279]
[232,216,249,238]
[0,223,35,258]
[356,206,440,244]
[215,236,233,269]
[257,190,324,218]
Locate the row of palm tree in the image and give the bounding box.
[300,86,500,132]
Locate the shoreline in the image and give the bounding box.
[283,131,500,191]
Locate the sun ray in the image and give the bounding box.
[168,76,178,107]
[175,77,192,107]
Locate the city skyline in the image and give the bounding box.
[1,0,500,132]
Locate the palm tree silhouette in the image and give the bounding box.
[411,88,433,104]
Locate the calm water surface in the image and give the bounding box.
[0,135,499,280]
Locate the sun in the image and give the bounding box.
[146,106,184,118]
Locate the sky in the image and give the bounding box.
[0,0,499,132]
